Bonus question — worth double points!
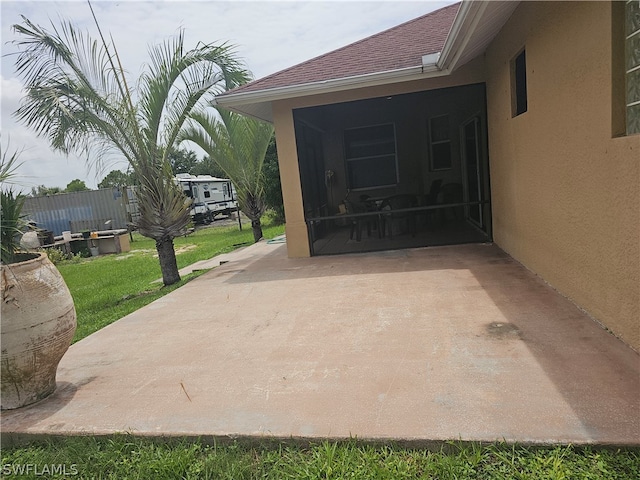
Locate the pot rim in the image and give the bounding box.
[1,251,45,267]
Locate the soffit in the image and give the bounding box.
[445,1,520,72]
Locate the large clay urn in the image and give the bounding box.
[1,252,76,409]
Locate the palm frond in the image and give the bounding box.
[135,168,191,240]
[12,17,141,172]
[138,32,249,158]
[179,106,273,221]
[0,188,27,264]
[0,143,25,185]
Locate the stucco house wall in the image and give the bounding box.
[485,1,639,350]
[264,0,638,350]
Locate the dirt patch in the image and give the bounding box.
[193,213,250,231]
[486,322,521,339]
[174,245,197,255]
[119,249,155,259]
[150,245,197,258]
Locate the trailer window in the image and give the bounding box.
[204,191,211,198]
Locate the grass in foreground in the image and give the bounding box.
[56,217,284,343]
[1,437,638,479]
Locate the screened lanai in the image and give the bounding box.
[293,83,492,256]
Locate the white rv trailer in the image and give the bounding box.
[175,174,238,224]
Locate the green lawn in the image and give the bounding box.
[1,437,637,479]
[56,218,284,342]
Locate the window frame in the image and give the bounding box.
[428,114,453,171]
[343,123,399,190]
[511,48,528,117]
[625,0,640,134]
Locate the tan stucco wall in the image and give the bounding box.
[272,101,310,257]
[485,1,640,350]
[271,57,487,258]
[271,1,638,349]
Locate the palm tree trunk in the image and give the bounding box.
[251,218,263,243]
[243,193,264,243]
[156,236,181,286]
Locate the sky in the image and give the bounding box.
[1,0,454,191]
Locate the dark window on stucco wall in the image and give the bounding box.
[512,49,528,117]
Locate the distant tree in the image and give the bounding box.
[31,185,62,196]
[65,179,90,192]
[192,155,227,178]
[169,148,200,175]
[98,169,136,189]
[262,136,284,222]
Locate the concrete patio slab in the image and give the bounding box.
[2,241,639,446]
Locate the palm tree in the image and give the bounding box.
[1,143,26,264]
[179,107,274,242]
[11,15,249,285]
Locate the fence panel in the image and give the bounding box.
[22,188,131,236]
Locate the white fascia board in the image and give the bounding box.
[437,0,488,71]
[215,63,448,109]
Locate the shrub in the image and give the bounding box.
[45,247,68,265]
[46,248,85,265]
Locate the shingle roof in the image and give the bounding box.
[225,2,460,96]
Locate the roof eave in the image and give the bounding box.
[216,0,520,123]
[436,0,486,71]
[439,0,521,72]
[214,63,447,122]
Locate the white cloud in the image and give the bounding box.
[1,0,454,190]
[1,75,23,123]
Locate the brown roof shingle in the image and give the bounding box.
[225,2,460,96]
